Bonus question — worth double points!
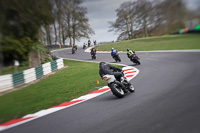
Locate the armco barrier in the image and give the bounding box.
[0,58,64,93]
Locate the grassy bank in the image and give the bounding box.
[0,60,114,123]
[96,34,200,51]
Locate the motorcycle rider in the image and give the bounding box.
[111,48,118,58]
[99,62,123,82]
[93,40,97,45]
[88,40,91,47]
[73,44,77,51]
[127,48,135,60]
[83,42,87,49]
[99,62,130,93]
[91,46,96,55]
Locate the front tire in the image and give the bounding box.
[128,84,135,92]
[136,60,141,65]
[118,57,121,62]
[110,83,124,98]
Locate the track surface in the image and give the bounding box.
[3,48,200,133]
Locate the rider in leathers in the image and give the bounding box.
[127,48,135,61]
[99,62,122,81]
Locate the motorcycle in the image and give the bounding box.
[72,47,76,54]
[83,44,86,49]
[91,52,96,59]
[102,69,135,98]
[112,52,121,62]
[88,42,91,47]
[130,53,140,65]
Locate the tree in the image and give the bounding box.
[109,0,192,40]
[134,0,154,37]
[154,0,188,34]
[0,0,53,67]
[109,0,154,40]
[109,1,136,41]
[45,0,94,47]
[71,0,94,46]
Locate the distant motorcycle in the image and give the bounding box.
[112,52,121,62]
[91,52,96,60]
[72,45,78,54]
[102,67,135,98]
[72,47,76,54]
[83,44,86,49]
[130,53,140,65]
[88,41,91,47]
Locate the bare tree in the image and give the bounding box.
[109,0,193,40]
[71,0,94,46]
[109,1,136,41]
[41,0,94,47]
[134,0,154,37]
[155,0,188,34]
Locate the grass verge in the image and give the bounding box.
[0,59,115,123]
[95,34,200,51]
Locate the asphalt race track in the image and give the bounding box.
[2,48,200,133]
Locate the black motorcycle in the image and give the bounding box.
[91,52,96,59]
[88,41,91,47]
[83,44,86,49]
[112,52,121,62]
[72,47,76,54]
[72,45,77,54]
[130,53,140,65]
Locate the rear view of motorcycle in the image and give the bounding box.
[130,53,140,65]
[91,52,96,59]
[83,44,86,49]
[72,47,76,54]
[113,52,121,62]
[102,69,135,98]
[72,45,77,54]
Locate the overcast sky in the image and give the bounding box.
[77,0,200,46]
[78,0,128,46]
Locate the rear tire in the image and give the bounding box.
[110,83,124,98]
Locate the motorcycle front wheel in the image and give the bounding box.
[110,83,124,98]
[118,56,121,62]
[128,84,135,92]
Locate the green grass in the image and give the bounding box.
[0,60,113,123]
[95,34,200,51]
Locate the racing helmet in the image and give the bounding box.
[99,62,106,67]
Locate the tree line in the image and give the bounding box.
[42,0,94,47]
[109,0,200,41]
[0,0,94,69]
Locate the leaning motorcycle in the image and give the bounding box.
[130,53,140,65]
[112,52,121,62]
[102,69,135,98]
